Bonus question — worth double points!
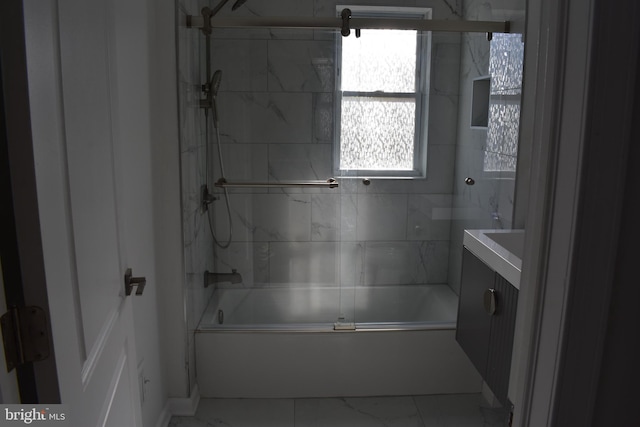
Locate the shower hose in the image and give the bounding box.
[204,108,233,249]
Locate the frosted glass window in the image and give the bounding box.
[483,33,524,173]
[342,30,417,93]
[336,8,430,177]
[488,34,524,95]
[340,97,416,170]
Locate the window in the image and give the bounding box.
[335,6,432,178]
[483,33,524,175]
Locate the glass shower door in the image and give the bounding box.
[334,177,359,330]
[333,20,433,329]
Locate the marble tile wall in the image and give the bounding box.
[447,0,526,294]
[204,0,464,297]
[178,0,523,332]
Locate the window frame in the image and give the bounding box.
[334,6,432,179]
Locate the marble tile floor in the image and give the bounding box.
[168,393,510,427]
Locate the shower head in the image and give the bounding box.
[231,0,248,11]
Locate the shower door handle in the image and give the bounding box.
[124,268,146,296]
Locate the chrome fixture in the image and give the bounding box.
[214,177,339,189]
[201,69,222,129]
[196,8,234,249]
[187,8,510,37]
[204,269,243,288]
[187,1,251,36]
[200,184,217,212]
[124,268,146,296]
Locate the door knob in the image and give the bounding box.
[124,268,146,296]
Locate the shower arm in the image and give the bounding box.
[187,14,511,36]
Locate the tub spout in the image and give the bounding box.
[204,269,243,288]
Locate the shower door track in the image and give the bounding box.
[187,15,510,36]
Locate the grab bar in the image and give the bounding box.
[214,178,339,189]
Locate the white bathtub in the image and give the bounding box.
[195,285,482,398]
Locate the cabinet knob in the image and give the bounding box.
[484,288,497,315]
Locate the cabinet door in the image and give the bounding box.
[456,248,495,377]
[486,274,519,405]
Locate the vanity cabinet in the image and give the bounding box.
[456,247,518,405]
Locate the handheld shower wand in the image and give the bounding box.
[201,69,222,129]
[209,70,222,129]
[201,69,233,249]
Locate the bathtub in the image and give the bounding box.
[195,284,482,398]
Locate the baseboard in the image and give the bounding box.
[155,384,201,427]
[154,406,172,427]
[167,384,201,416]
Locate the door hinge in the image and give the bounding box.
[0,306,51,372]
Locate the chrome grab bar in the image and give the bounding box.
[214,178,339,189]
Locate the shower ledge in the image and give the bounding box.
[463,229,525,289]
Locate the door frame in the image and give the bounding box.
[0,0,60,404]
[513,0,640,425]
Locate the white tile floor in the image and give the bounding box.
[168,394,509,427]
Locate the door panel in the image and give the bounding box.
[23,0,144,424]
[455,248,494,376]
[57,0,124,358]
[485,274,518,405]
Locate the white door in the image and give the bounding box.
[23,0,152,424]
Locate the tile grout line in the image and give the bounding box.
[292,397,296,427]
[412,395,428,427]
